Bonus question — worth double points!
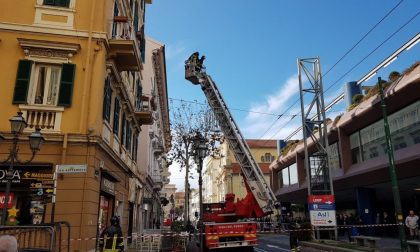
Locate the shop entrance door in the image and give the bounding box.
[128,202,134,244]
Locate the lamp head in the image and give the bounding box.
[29,128,45,152]
[9,112,27,134]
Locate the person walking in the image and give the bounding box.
[99,216,124,252]
[405,210,419,240]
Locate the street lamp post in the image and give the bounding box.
[378,77,407,250]
[1,112,44,225]
[193,132,207,252]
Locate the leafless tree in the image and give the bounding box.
[168,99,222,223]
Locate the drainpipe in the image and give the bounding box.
[61,133,68,164]
[77,0,97,247]
[79,0,97,133]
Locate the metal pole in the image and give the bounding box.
[2,135,17,225]
[51,165,58,223]
[198,157,204,252]
[184,138,190,225]
[378,77,407,251]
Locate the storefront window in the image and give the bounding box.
[278,163,297,188]
[349,101,420,163]
[98,195,113,233]
[289,163,298,185]
[350,132,362,164]
[327,142,341,169]
[0,165,53,225]
[282,168,289,187]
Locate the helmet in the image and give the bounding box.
[194,52,199,55]
[111,216,120,225]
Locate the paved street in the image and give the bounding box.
[255,233,291,252]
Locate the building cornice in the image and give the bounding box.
[152,46,171,151]
[0,22,107,40]
[18,38,81,53]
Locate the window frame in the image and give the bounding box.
[43,0,71,8]
[28,63,62,106]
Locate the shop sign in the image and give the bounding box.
[0,169,22,183]
[0,166,54,184]
[56,164,87,174]
[30,182,54,189]
[0,192,14,208]
[308,194,336,226]
[21,171,53,180]
[30,188,54,196]
[101,178,115,195]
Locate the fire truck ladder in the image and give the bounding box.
[185,62,279,215]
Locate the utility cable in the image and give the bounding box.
[257,0,407,140]
[260,9,419,142]
[322,0,405,78]
[323,10,419,95]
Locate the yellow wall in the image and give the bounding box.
[231,174,271,200]
[208,141,276,202]
[0,32,107,135]
[0,0,146,250]
[0,0,108,32]
[226,145,277,163]
[1,1,37,25]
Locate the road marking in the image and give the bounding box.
[267,244,290,251]
[255,248,268,252]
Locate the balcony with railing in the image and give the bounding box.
[134,95,153,125]
[152,174,163,190]
[19,105,64,133]
[108,17,143,71]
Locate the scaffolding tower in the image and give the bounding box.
[297,57,334,196]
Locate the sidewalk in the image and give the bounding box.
[376,237,405,252]
[300,236,404,252]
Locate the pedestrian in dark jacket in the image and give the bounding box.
[288,220,301,252]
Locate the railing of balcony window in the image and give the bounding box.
[109,17,140,47]
[135,94,152,112]
[109,18,145,61]
[152,174,162,185]
[20,105,63,132]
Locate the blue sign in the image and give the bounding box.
[309,203,336,211]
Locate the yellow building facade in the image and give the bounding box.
[0,0,170,251]
[203,140,277,203]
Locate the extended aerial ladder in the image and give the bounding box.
[185,58,280,218]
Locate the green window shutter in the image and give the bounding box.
[136,79,142,109]
[121,114,126,142]
[103,77,112,122]
[133,2,139,31]
[126,123,131,151]
[58,63,76,107]
[113,98,120,134]
[13,60,33,104]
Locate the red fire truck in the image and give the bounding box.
[185,57,280,251]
